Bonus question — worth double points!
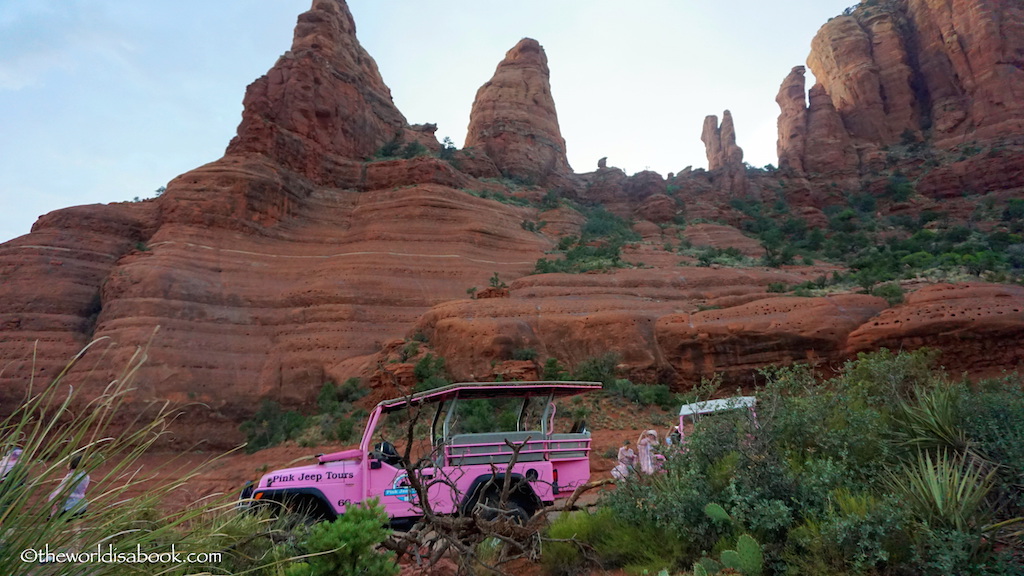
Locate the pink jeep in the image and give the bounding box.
[249,381,600,524]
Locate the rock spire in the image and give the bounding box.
[465,38,572,185]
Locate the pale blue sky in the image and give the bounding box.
[0,0,855,243]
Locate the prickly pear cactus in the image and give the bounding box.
[703,502,732,523]
[735,534,763,576]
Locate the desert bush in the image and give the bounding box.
[413,353,450,391]
[542,508,685,576]
[242,399,307,453]
[542,357,570,381]
[871,282,905,306]
[512,347,538,361]
[282,500,397,576]
[604,379,675,409]
[573,353,619,387]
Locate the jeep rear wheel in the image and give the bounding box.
[476,493,530,524]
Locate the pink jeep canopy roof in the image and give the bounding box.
[376,381,602,413]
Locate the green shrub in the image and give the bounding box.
[284,500,397,576]
[543,509,685,575]
[888,451,996,533]
[871,282,905,306]
[784,491,913,576]
[400,340,419,361]
[375,139,401,158]
[590,351,1024,576]
[573,353,619,386]
[413,354,450,391]
[543,357,570,381]
[886,175,916,202]
[512,347,538,361]
[399,141,427,159]
[605,378,675,409]
[242,399,307,453]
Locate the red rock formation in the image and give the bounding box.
[465,38,573,186]
[807,12,917,146]
[846,283,1024,373]
[788,0,1024,174]
[776,67,809,173]
[657,294,889,383]
[681,223,764,257]
[905,0,1024,144]
[804,83,860,175]
[701,111,747,197]
[227,0,413,184]
[702,111,744,171]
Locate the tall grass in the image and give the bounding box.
[0,336,245,575]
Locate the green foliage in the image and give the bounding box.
[573,353,619,387]
[542,357,570,381]
[400,340,420,361]
[705,502,733,523]
[375,139,401,158]
[489,272,508,289]
[719,534,764,576]
[784,491,913,576]
[604,378,675,409]
[588,349,1024,575]
[512,347,538,361]
[892,383,969,455]
[439,136,457,161]
[1004,198,1024,222]
[307,378,369,444]
[886,174,915,202]
[284,500,397,576]
[871,282,904,306]
[242,399,307,453]
[413,353,450,391]
[533,206,639,274]
[888,451,996,533]
[695,246,750,268]
[958,377,1024,497]
[542,509,685,576]
[540,189,562,210]
[399,141,427,159]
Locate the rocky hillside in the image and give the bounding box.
[0,0,1022,448]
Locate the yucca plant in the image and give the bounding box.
[0,336,250,575]
[892,383,971,456]
[888,450,996,534]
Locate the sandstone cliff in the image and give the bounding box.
[465,38,574,187]
[779,0,1024,175]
